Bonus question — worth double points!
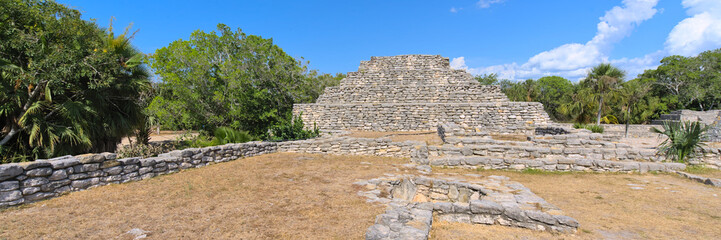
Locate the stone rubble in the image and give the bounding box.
[357,174,579,240]
[676,171,721,187]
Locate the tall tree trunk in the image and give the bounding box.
[596,95,603,125]
[625,107,631,138]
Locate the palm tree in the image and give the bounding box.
[616,80,651,137]
[558,87,596,124]
[585,63,626,125]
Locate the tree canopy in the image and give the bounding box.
[147,24,341,137]
[479,49,721,125]
[0,0,151,162]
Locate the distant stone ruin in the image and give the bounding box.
[652,110,721,125]
[293,55,549,133]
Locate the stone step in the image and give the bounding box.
[429,155,685,173]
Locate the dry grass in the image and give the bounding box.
[3,152,720,239]
[685,165,721,179]
[429,168,721,240]
[0,153,407,239]
[348,131,443,145]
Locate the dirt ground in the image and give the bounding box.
[118,131,198,147]
[2,153,720,239]
[0,153,407,239]
[430,169,721,240]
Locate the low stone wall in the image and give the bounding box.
[428,156,686,173]
[294,102,549,132]
[556,123,662,138]
[0,142,278,208]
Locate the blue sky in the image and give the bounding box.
[58,0,721,81]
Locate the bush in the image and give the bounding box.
[651,121,709,163]
[117,144,169,159]
[585,124,604,133]
[209,127,254,145]
[268,115,319,141]
[573,123,604,133]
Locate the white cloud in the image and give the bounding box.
[665,0,721,56]
[450,57,467,70]
[450,7,459,13]
[477,0,505,9]
[459,0,662,81]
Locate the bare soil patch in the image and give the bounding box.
[348,131,443,145]
[0,153,407,239]
[429,168,721,239]
[118,130,199,147]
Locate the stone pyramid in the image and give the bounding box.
[293,55,549,132]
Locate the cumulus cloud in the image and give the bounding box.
[665,0,721,56]
[477,0,505,8]
[450,57,468,70]
[458,0,661,81]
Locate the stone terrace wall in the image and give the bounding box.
[278,135,421,158]
[358,55,450,71]
[316,85,508,104]
[340,70,487,87]
[294,102,548,132]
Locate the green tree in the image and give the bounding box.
[584,63,625,125]
[475,73,500,85]
[534,76,573,121]
[303,71,345,103]
[148,24,316,136]
[0,0,150,161]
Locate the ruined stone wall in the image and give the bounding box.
[294,102,549,132]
